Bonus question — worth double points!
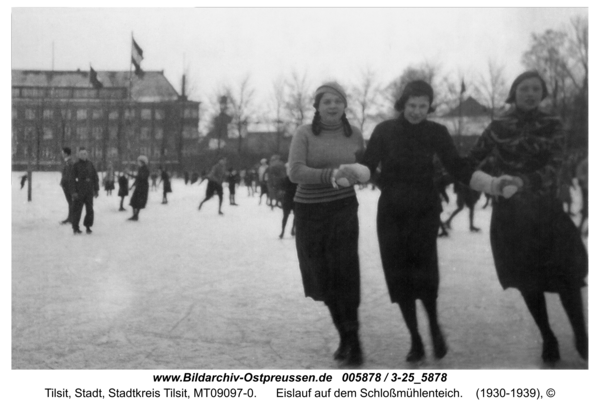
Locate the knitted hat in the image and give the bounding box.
[314,82,348,108]
[505,71,548,104]
[137,155,148,165]
[394,80,435,113]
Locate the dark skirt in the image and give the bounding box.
[294,196,360,307]
[376,187,441,303]
[490,192,587,292]
[130,182,149,209]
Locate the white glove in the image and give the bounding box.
[335,163,371,187]
[469,171,522,198]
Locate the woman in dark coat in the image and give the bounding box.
[361,80,511,362]
[128,155,150,221]
[468,71,588,363]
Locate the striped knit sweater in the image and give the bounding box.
[287,122,365,204]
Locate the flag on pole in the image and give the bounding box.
[460,79,466,95]
[89,66,103,89]
[131,37,144,76]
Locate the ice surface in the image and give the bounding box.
[11,172,588,369]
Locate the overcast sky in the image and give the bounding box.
[11,7,588,111]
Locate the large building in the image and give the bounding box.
[11,69,200,171]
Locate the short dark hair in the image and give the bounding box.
[505,71,549,104]
[62,147,71,155]
[394,80,436,113]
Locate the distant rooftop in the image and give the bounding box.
[12,69,181,102]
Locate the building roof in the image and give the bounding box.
[11,69,181,102]
[443,96,488,118]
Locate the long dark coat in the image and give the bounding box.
[469,108,587,292]
[362,115,473,303]
[129,165,150,209]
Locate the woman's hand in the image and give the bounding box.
[496,175,524,199]
[333,164,371,188]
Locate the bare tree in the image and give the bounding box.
[348,68,382,137]
[270,76,288,154]
[385,61,439,110]
[225,74,255,153]
[475,60,508,120]
[284,71,312,129]
[522,15,588,148]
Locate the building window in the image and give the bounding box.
[92,127,103,140]
[12,108,18,119]
[23,88,45,98]
[77,109,88,120]
[153,149,160,158]
[51,88,72,99]
[109,127,118,140]
[25,109,36,120]
[125,126,135,138]
[124,108,135,119]
[183,126,198,139]
[141,109,152,120]
[155,109,164,120]
[64,126,73,137]
[109,110,119,120]
[140,146,150,156]
[60,109,72,120]
[184,108,198,118]
[92,109,103,119]
[155,128,163,140]
[43,127,53,140]
[109,147,118,158]
[73,89,96,99]
[140,127,151,140]
[77,127,88,140]
[43,109,53,120]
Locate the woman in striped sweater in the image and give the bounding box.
[288,82,370,367]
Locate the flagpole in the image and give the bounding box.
[129,32,133,100]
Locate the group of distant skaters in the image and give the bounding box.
[58,148,172,232]
[286,73,587,368]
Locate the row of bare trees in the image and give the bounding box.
[192,16,586,149]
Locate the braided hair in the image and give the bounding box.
[311,93,353,137]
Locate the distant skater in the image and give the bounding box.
[128,156,150,221]
[279,174,297,239]
[443,182,482,232]
[103,164,115,196]
[244,168,255,197]
[576,157,588,235]
[59,147,74,224]
[198,157,227,215]
[226,168,240,206]
[70,147,99,234]
[159,168,172,204]
[150,171,158,191]
[117,172,129,211]
[258,158,269,205]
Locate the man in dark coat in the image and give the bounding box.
[59,147,74,224]
[70,147,99,234]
